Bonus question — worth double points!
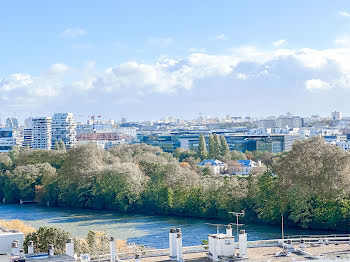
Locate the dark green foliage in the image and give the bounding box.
[219,135,230,156]
[198,134,208,160]
[24,227,71,255]
[1,139,350,231]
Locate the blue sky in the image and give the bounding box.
[2,0,350,121]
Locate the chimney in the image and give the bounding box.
[135,254,141,262]
[110,237,116,262]
[65,238,74,257]
[11,241,18,256]
[226,225,232,237]
[238,230,248,259]
[176,232,183,262]
[48,244,54,257]
[169,228,177,260]
[19,249,25,258]
[28,241,34,254]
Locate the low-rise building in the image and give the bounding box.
[198,159,228,174]
[229,160,260,175]
[0,128,20,152]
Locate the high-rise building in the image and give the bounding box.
[51,113,76,149]
[5,117,19,129]
[22,128,33,148]
[331,111,342,121]
[32,117,52,149]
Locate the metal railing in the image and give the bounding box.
[88,234,350,261]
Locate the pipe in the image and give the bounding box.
[65,238,74,257]
[110,237,116,262]
[28,240,34,254]
[48,244,54,257]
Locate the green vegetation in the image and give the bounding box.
[1,137,350,230]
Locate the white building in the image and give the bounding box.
[0,128,20,152]
[331,111,342,121]
[32,117,52,149]
[229,160,261,175]
[22,128,33,148]
[51,113,76,149]
[198,159,228,174]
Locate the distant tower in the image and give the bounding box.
[6,117,19,129]
[331,111,342,121]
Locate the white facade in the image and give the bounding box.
[51,113,76,149]
[331,111,342,121]
[0,128,19,152]
[0,229,23,254]
[22,128,33,148]
[198,159,228,175]
[229,160,261,175]
[32,117,52,149]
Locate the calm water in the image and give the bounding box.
[0,204,337,248]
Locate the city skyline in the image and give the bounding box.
[2,1,350,120]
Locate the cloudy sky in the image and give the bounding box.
[2,0,350,121]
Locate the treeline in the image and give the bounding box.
[1,137,350,230]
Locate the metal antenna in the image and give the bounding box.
[205,223,226,234]
[228,210,245,239]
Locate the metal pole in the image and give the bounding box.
[281,215,284,249]
[236,215,239,239]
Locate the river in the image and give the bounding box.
[0,204,336,248]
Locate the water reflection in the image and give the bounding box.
[0,204,335,248]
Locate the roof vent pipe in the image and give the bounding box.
[169,228,178,260]
[238,230,248,259]
[65,238,74,257]
[176,233,183,262]
[28,240,34,254]
[226,225,232,237]
[11,241,18,256]
[110,237,116,262]
[48,244,54,257]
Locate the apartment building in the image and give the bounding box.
[51,113,76,149]
[32,117,52,149]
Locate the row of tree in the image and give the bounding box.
[198,134,230,160]
[1,137,350,230]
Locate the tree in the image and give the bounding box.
[208,134,216,159]
[24,227,71,255]
[273,136,350,195]
[213,134,221,158]
[59,140,66,151]
[54,141,60,150]
[219,135,230,156]
[231,150,246,161]
[198,135,208,160]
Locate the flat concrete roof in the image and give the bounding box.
[121,243,350,262]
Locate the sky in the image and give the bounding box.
[2,0,350,121]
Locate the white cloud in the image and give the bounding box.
[272,39,287,47]
[305,79,331,91]
[5,44,350,111]
[188,47,207,53]
[147,37,173,48]
[49,63,69,74]
[60,27,86,38]
[339,11,350,17]
[335,35,350,47]
[216,34,228,40]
